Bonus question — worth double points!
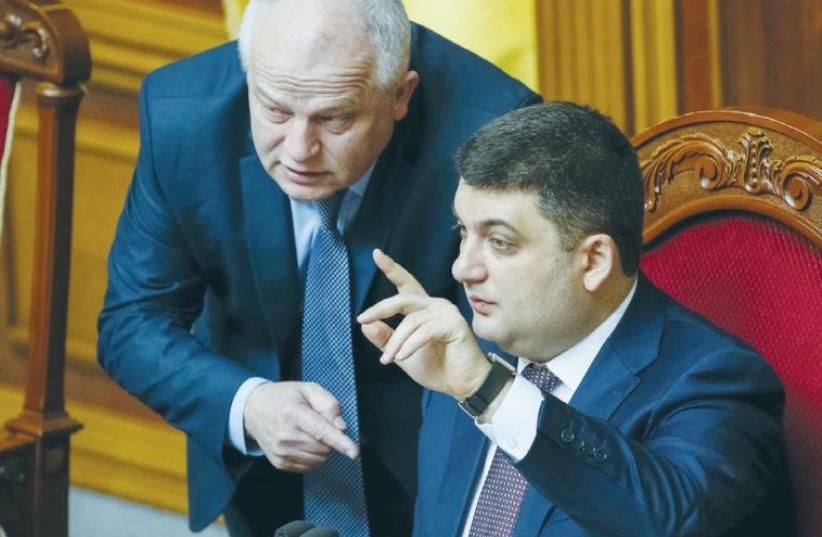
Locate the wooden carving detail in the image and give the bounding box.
[0,10,50,63]
[641,130,822,212]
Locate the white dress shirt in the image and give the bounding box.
[460,278,638,537]
[227,167,374,455]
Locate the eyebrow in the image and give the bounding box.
[255,87,357,115]
[477,218,519,234]
[451,205,520,233]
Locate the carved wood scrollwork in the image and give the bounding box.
[641,130,822,212]
[0,10,50,63]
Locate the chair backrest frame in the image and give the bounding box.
[633,107,822,537]
[634,108,822,248]
[0,1,89,536]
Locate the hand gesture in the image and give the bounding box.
[243,381,359,473]
[357,249,490,400]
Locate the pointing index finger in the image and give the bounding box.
[373,249,428,296]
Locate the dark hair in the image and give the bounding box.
[455,102,643,275]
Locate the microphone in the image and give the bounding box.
[274,520,315,537]
[301,528,340,537]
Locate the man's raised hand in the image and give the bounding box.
[357,249,490,400]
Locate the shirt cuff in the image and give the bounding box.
[476,373,544,462]
[228,377,269,456]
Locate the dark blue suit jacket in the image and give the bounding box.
[97,26,539,531]
[414,278,794,537]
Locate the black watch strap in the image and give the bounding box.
[459,353,515,417]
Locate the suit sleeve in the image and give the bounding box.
[97,76,254,468]
[514,349,785,537]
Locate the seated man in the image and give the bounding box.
[357,102,794,537]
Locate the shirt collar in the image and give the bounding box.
[347,162,375,198]
[517,277,638,394]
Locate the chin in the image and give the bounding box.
[277,181,339,201]
[471,319,508,348]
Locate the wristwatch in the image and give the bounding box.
[459,352,515,417]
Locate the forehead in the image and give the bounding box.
[249,2,378,93]
[454,179,539,214]
[454,182,547,229]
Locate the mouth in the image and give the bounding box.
[281,164,328,183]
[468,295,495,314]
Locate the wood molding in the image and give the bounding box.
[0,383,188,513]
[633,108,822,247]
[641,129,822,213]
[63,0,227,94]
[0,0,91,84]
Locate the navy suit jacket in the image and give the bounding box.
[97,26,538,531]
[414,278,794,537]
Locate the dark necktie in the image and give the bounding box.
[467,364,560,537]
[301,192,370,537]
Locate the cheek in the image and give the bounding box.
[326,129,373,168]
[250,119,284,154]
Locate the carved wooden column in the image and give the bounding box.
[3,82,84,537]
[0,1,90,536]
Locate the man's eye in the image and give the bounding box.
[489,237,512,251]
[319,115,351,132]
[453,223,467,239]
[268,108,291,123]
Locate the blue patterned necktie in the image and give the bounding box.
[301,192,370,536]
[467,364,560,537]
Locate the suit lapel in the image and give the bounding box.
[436,405,490,537]
[571,277,664,418]
[517,278,665,533]
[239,149,302,354]
[345,98,421,314]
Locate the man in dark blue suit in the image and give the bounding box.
[359,102,794,536]
[96,0,538,535]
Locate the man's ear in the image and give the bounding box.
[579,234,619,293]
[392,70,419,121]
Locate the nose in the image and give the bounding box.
[284,118,320,162]
[452,238,487,284]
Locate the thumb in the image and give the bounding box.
[301,382,346,430]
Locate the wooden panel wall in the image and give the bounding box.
[0,0,226,513]
[720,0,821,120]
[537,0,680,136]
[537,0,820,133]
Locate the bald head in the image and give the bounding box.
[238,0,411,88]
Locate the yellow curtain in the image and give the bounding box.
[222,0,539,91]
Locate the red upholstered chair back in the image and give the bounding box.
[633,109,822,537]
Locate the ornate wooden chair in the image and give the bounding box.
[0,1,90,536]
[634,108,821,537]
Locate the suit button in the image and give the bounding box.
[560,429,574,443]
[582,444,595,456]
[572,438,584,450]
[594,449,608,462]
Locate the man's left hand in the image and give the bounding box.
[357,249,490,400]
